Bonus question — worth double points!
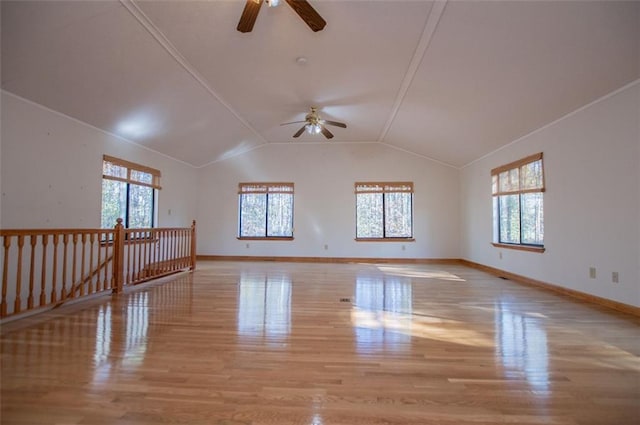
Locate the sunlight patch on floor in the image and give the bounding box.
[350,308,493,348]
[375,265,466,281]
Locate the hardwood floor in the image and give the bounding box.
[1,261,639,424]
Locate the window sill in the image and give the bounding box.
[355,238,415,242]
[237,237,294,241]
[492,242,545,253]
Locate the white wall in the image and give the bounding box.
[1,91,198,229]
[196,143,460,259]
[461,81,640,307]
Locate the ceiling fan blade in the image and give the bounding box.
[293,125,306,138]
[285,0,326,32]
[320,126,334,139]
[280,120,307,126]
[324,120,347,129]
[237,0,263,33]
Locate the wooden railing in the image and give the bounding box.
[0,219,196,319]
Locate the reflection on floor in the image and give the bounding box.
[495,300,549,391]
[238,271,292,343]
[1,261,639,425]
[352,275,412,353]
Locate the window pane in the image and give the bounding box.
[499,169,519,193]
[384,192,412,237]
[128,184,154,228]
[130,169,153,185]
[356,193,384,238]
[521,193,544,245]
[101,179,126,229]
[492,197,499,242]
[103,161,127,179]
[499,194,520,244]
[520,159,543,191]
[240,194,267,237]
[267,193,293,237]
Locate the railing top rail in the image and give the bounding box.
[123,227,193,232]
[1,225,194,237]
[0,228,116,237]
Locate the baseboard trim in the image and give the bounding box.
[460,259,640,317]
[197,255,461,265]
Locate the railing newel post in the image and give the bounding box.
[190,220,196,271]
[113,218,125,294]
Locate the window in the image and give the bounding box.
[355,182,413,240]
[238,183,294,239]
[491,153,545,251]
[101,155,160,229]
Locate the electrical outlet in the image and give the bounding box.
[612,272,619,283]
[324,244,328,250]
[245,243,250,249]
[589,267,596,279]
[499,252,503,260]
[401,245,406,251]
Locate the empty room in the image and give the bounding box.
[1,1,639,424]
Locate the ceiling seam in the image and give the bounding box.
[379,142,458,169]
[1,89,198,169]
[120,0,268,146]
[194,143,270,168]
[377,0,447,143]
[460,78,640,169]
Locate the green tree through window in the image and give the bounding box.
[356,182,413,240]
[492,153,544,248]
[238,183,294,238]
[101,155,160,229]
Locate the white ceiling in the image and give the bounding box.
[2,0,639,168]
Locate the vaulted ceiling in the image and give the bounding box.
[2,1,639,168]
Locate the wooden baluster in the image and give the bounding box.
[178,230,184,269]
[149,229,158,276]
[191,220,197,271]
[156,229,161,273]
[106,231,113,290]
[112,219,125,294]
[28,235,37,308]
[132,231,138,283]
[126,231,132,284]
[173,230,180,270]
[142,231,148,279]
[1,236,10,317]
[88,233,95,294]
[96,232,103,292]
[168,230,173,271]
[137,231,143,281]
[39,234,49,306]
[176,230,182,269]
[14,235,25,314]
[162,230,171,273]
[51,234,59,303]
[79,233,86,296]
[70,233,78,299]
[61,234,69,301]
[183,229,188,268]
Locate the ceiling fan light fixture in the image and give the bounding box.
[306,123,322,135]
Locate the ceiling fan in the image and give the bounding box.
[281,107,347,139]
[237,0,326,33]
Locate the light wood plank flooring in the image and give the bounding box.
[1,261,639,424]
